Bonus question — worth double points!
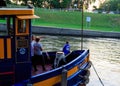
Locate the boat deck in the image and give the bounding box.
[31,64,53,76]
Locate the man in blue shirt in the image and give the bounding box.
[62,41,70,55]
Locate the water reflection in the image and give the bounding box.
[39,35,120,86]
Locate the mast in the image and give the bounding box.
[81,0,84,50]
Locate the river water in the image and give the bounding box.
[39,35,120,86]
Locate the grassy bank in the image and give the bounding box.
[33,8,120,32]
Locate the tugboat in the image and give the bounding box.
[0,1,91,86]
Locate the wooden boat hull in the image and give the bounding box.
[14,49,91,86]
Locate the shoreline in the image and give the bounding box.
[32,26,120,39]
[0,24,120,38]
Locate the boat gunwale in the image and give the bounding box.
[30,49,90,83]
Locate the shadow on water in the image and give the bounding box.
[38,35,120,86]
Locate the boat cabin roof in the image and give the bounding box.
[0,8,34,15]
[0,8,39,19]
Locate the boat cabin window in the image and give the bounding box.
[0,16,14,36]
[16,19,29,35]
[18,20,26,33]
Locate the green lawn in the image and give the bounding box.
[32,8,120,32]
[1,5,120,32]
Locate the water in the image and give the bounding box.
[39,35,120,86]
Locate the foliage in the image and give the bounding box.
[99,0,120,12]
[6,0,96,9]
[22,0,28,5]
[31,0,43,7]
[51,0,60,8]
[83,0,96,9]
[6,0,11,4]
[60,0,70,8]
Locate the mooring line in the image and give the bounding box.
[91,63,105,86]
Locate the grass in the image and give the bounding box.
[1,4,120,32]
[32,8,120,32]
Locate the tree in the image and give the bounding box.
[50,0,60,8]
[99,0,120,13]
[20,0,27,5]
[77,0,96,10]
[31,0,44,7]
[60,0,71,8]
[6,0,11,4]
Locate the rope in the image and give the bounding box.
[91,63,105,86]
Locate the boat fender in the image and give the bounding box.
[78,70,90,84]
[78,70,90,79]
[84,70,90,76]
[85,70,90,77]
[79,75,89,85]
[83,61,92,70]
[84,77,89,84]
[79,83,86,86]
[87,61,92,69]
[79,75,88,80]
[79,78,89,85]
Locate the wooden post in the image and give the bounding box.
[61,68,67,86]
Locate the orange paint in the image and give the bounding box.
[7,38,11,59]
[0,39,4,59]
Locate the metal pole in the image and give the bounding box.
[81,0,84,50]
